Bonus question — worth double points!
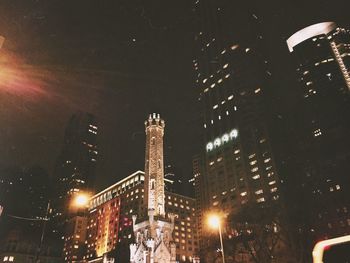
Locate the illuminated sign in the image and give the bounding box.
[206,129,238,152]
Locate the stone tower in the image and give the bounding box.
[130,114,176,263]
[144,113,165,217]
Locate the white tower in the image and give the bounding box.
[130,114,176,263]
[144,113,165,217]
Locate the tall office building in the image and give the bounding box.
[193,1,282,260]
[51,112,98,239]
[286,22,350,246]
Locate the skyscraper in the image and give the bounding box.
[193,1,282,260]
[51,112,98,239]
[286,22,350,247]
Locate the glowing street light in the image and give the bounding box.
[208,214,226,263]
[73,193,90,208]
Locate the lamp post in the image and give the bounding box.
[208,214,225,263]
[35,200,51,263]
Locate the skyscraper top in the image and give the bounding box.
[287,22,336,52]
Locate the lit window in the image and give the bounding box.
[240,192,247,197]
[8,257,14,262]
[248,153,256,159]
[221,134,229,143]
[251,167,258,172]
[214,138,221,147]
[255,189,263,195]
[336,185,341,190]
[271,187,278,193]
[229,129,238,139]
[264,158,271,163]
[257,197,265,203]
[313,129,322,137]
[250,160,257,165]
[252,174,260,180]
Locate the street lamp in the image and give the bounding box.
[73,193,90,207]
[208,214,225,263]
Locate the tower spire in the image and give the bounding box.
[144,113,165,217]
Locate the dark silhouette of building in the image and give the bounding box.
[285,22,350,256]
[0,166,62,262]
[51,112,98,242]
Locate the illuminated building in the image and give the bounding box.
[286,22,350,244]
[192,0,282,260]
[63,216,88,262]
[51,112,98,239]
[85,136,198,262]
[84,171,144,261]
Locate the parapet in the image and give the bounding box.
[145,113,165,128]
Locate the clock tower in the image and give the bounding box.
[130,114,176,263]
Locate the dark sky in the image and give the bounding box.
[0,0,349,192]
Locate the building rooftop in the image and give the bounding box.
[287,22,336,52]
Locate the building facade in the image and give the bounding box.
[286,22,350,251]
[192,1,283,261]
[84,170,198,263]
[63,216,88,262]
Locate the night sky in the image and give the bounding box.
[0,0,349,192]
